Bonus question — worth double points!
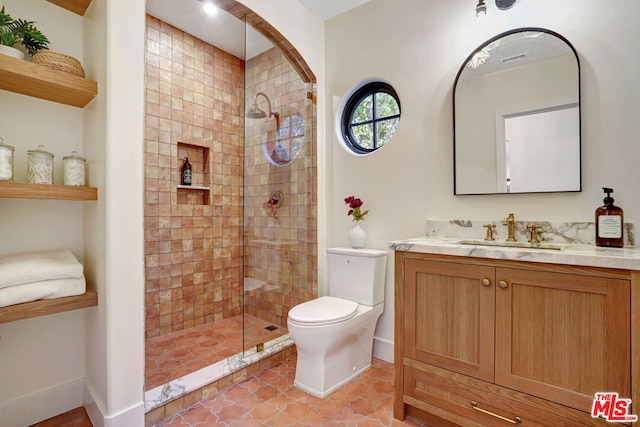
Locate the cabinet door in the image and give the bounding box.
[404,259,495,382]
[495,267,631,413]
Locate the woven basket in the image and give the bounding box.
[32,51,85,78]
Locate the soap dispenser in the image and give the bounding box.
[595,187,623,248]
[181,157,192,186]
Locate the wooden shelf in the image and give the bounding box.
[0,287,97,323]
[0,181,97,201]
[0,0,98,325]
[46,0,92,16]
[0,54,97,108]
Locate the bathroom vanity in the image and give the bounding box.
[391,235,639,426]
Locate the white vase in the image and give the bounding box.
[348,222,367,249]
[0,45,25,60]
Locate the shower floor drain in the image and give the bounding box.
[264,325,279,331]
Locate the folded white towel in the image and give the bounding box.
[0,249,83,289]
[0,276,86,307]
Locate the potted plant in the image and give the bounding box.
[0,5,49,60]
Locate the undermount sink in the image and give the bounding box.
[460,239,562,251]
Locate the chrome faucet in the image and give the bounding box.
[502,213,516,242]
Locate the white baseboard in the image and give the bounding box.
[84,380,145,427]
[373,336,393,363]
[0,379,85,427]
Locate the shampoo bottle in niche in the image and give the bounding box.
[595,187,623,248]
[181,157,192,186]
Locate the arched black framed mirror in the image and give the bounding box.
[453,28,581,195]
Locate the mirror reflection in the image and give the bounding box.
[453,28,581,195]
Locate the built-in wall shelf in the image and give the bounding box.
[0,54,97,108]
[46,0,92,16]
[0,181,98,201]
[177,142,211,205]
[177,185,210,191]
[0,287,97,323]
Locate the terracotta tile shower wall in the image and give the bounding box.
[144,15,245,338]
[243,46,317,328]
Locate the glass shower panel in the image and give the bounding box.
[242,21,315,354]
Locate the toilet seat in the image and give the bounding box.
[288,296,358,326]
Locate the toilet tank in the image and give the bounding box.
[327,247,387,306]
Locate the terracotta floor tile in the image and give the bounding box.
[41,343,433,427]
[215,404,249,421]
[155,357,433,427]
[247,400,282,420]
[254,384,280,401]
[145,314,287,390]
[30,407,92,427]
[224,384,253,402]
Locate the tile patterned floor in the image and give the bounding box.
[155,356,431,427]
[146,315,288,390]
[32,357,431,427]
[30,407,92,427]
[34,318,433,426]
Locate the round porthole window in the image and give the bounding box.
[261,112,305,166]
[335,78,401,155]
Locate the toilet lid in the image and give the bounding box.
[288,296,358,326]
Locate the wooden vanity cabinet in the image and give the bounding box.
[395,251,634,426]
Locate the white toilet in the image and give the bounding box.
[287,247,387,397]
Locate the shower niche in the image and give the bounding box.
[177,141,210,205]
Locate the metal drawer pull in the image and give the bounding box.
[498,280,508,289]
[471,401,522,424]
[482,278,491,286]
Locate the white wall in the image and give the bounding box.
[83,0,147,424]
[325,0,640,361]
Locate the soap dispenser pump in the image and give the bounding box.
[595,187,623,248]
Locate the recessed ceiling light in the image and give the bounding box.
[203,2,218,15]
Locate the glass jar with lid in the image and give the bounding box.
[63,151,86,186]
[27,145,54,184]
[0,137,15,181]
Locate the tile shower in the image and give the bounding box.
[143,11,316,394]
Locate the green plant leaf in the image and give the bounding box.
[0,7,49,55]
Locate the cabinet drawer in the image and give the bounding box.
[404,363,616,427]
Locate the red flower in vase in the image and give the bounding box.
[344,195,369,222]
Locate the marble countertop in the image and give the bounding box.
[388,236,640,271]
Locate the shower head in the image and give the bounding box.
[246,92,279,120]
[246,103,267,119]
